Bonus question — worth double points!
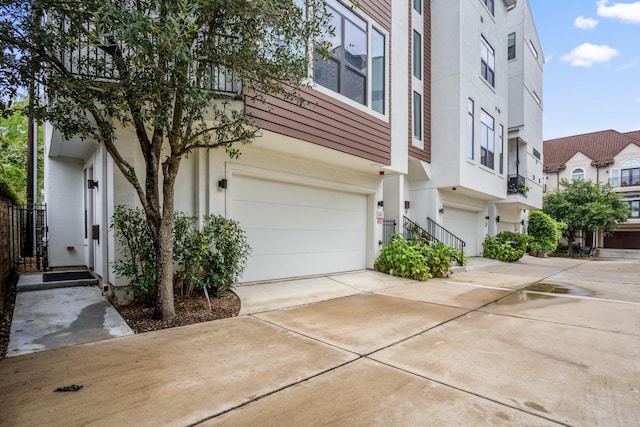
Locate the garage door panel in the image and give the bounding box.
[443,208,479,256]
[247,229,366,255]
[232,175,368,282]
[234,200,367,231]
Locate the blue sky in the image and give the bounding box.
[529,0,640,140]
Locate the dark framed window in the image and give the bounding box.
[508,32,516,60]
[481,37,495,87]
[467,99,474,160]
[413,30,422,80]
[480,110,495,169]
[621,167,640,186]
[498,124,504,174]
[371,28,385,114]
[413,91,422,141]
[314,0,368,105]
[314,0,386,113]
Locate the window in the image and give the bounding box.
[533,91,541,106]
[314,0,372,107]
[467,99,475,160]
[371,29,385,114]
[498,124,504,174]
[610,169,620,187]
[413,0,422,14]
[621,159,640,186]
[529,40,538,59]
[480,37,495,87]
[533,148,541,160]
[507,32,516,60]
[482,0,494,15]
[622,167,640,186]
[413,91,422,141]
[571,168,585,181]
[413,30,422,80]
[629,199,640,218]
[480,110,495,169]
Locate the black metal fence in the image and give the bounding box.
[425,217,466,259]
[382,219,397,245]
[11,204,48,272]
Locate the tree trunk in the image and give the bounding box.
[154,213,176,320]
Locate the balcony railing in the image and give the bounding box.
[507,174,528,196]
[611,178,640,188]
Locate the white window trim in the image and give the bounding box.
[571,168,585,181]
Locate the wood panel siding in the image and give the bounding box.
[246,86,391,165]
[408,0,431,163]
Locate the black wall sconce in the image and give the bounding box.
[439,208,445,214]
[485,216,490,220]
[521,220,525,225]
[218,179,228,189]
[404,201,411,210]
[87,179,98,189]
[377,201,384,207]
[495,216,500,223]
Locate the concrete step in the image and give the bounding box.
[17,270,98,292]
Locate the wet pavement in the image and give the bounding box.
[1,256,639,426]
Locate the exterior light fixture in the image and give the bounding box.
[218,179,228,189]
[439,208,445,214]
[87,179,98,189]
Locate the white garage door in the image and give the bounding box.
[443,208,480,256]
[232,175,368,282]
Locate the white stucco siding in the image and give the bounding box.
[231,174,369,282]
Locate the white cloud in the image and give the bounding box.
[597,0,640,24]
[561,43,619,66]
[574,16,599,29]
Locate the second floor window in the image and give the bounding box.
[621,159,640,186]
[480,110,494,169]
[413,0,422,14]
[481,37,495,87]
[571,168,585,181]
[314,0,386,114]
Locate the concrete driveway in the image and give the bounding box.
[1,256,639,426]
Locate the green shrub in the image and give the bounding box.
[111,206,252,303]
[375,235,459,280]
[177,214,252,297]
[527,210,562,254]
[111,205,156,305]
[482,231,531,262]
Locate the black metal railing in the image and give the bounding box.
[425,217,465,261]
[507,174,528,196]
[382,219,397,245]
[12,204,48,272]
[402,216,466,264]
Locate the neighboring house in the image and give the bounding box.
[44,0,543,302]
[383,0,544,256]
[544,129,640,249]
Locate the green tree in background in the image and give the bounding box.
[543,179,629,254]
[0,98,43,204]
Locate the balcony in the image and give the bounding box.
[507,174,528,196]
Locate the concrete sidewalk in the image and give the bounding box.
[1,256,639,426]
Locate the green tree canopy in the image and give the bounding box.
[542,179,629,254]
[0,0,331,319]
[0,97,43,204]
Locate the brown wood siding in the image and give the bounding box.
[408,0,431,163]
[244,0,392,165]
[246,86,391,164]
